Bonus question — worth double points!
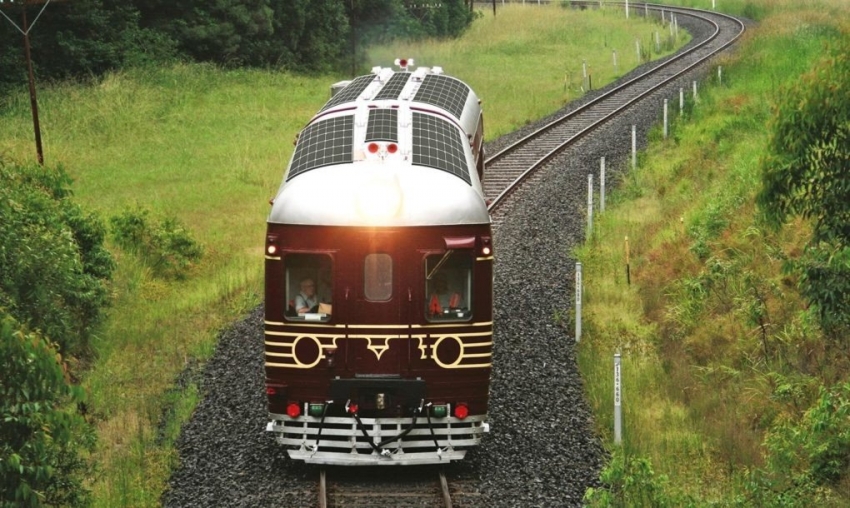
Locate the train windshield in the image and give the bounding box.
[425,252,472,322]
[284,253,333,322]
[364,253,393,301]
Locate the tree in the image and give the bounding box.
[757,37,850,335]
[0,315,94,508]
[0,0,173,89]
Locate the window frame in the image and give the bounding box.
[283,252,334,323]
[424,250,473,323]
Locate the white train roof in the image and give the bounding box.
[269,64,489,227]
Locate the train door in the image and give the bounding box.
[349,231,408,375]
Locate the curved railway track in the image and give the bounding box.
[484,2,745,221]
[309,3,744,506]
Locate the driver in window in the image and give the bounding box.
[295,277,320,314]
[429,273,463,316]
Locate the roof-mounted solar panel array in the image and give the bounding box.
[286,68,476,185]
[411,112,470,184]
[365,109,399,142]
[320,75,373,112]
[287,116,354,180]
[373,72,411,101]
[412,74,470,120]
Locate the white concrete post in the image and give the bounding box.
[575,262,582,342]
[636,39,641,62]
[614,353,622,444]
[631,125,637,170]
[663,99,668,139]
[582,59,587,90]
[600,157,606,212]
[625,0,629,19]
[587,173,593,238]
[679,87,684,116]
[718,65,722,86]
[693,80,698,102]
[612,50,618,72]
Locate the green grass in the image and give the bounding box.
[0,4,684,506]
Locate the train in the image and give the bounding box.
[263,59,493,466]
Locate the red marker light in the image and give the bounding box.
[368,143,379,153]
[286,403,301,418]
[347,403,359,415]
[399,59,408,68]
[454,404,469,420]
[387,143,398,154]
[266,386,277,395]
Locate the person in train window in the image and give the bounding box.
[429,273,463,316]
[295,277,320,314]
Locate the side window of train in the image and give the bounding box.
[424,252,473,322]
[284,253,333,322]
[364,253,393,301]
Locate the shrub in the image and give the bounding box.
[110,206,203,279]
[739,382,850,506]
[584,447,694,507]
[758,37,850,339]
[0,315,94,508]
[0,159,114,355]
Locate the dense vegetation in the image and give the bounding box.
[578,3,850,505]
[1,161,111,506]
[0,0,476,89]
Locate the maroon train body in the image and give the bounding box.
[264,60,492,465]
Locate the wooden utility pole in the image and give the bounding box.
[21,4,44,165]
[0,0,63,165]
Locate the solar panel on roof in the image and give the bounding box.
[365,109,398,142]
[287,116,353,180]
[373,72,411,101]
[413,75,470,119]
[412,112,470,184]
[320,75,374,112]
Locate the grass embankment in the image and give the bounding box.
[576,0,849,504]
[0,3,682,506]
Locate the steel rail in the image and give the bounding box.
[316,467,453,507]
[484,2,745,214]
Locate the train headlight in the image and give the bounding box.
[356,175,403,222]
[480,236,493,257]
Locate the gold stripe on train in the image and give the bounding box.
[264,332,492,368]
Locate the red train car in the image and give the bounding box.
[264,60,492,465]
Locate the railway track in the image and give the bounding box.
[318,466,475,508]
[483,2,745,222]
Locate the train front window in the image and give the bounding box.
[284,253,333,322]
[364,253,393,301]
[425,252,473,322]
